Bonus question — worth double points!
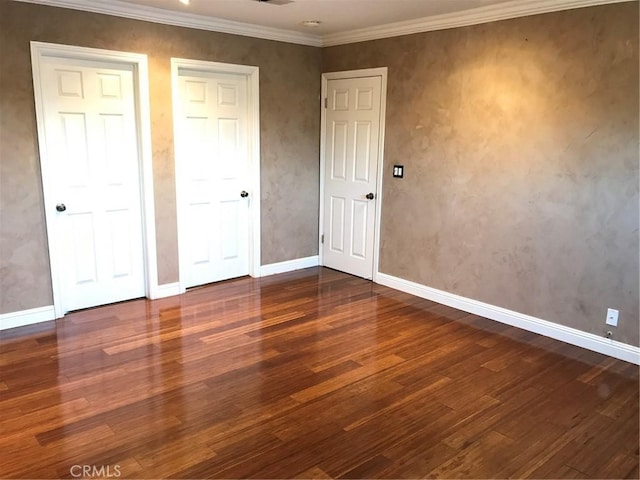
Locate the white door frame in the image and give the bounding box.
[31,42,158,318]
[319,68,388,282]
[171,58,261,292]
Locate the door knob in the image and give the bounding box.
[56,203,67,212]
[365,193,375,200]
[240,191,249,198]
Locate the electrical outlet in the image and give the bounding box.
[606,308,619,327]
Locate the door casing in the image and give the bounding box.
[319,68,388,281]
[31,41,158,318]
[171,58,261,292]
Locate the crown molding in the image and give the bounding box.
[12,0,635,48]
[12,0,323,47]
[321,0,634,46]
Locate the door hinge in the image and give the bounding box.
[324,98,328,108]
[321,234,324,244]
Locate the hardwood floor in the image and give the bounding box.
[1,267,638,479]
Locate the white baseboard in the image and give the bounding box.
[0,305,56,331]
[149,282,183,300]
[259,255,319,277]
[0,282,186,332]
[376,272,640,365]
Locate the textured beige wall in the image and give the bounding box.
[323,3,640,346]
[2,1,638,349]
[0,0,320,313]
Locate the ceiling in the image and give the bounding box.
[18,0,628,46]
[116,0,513,36]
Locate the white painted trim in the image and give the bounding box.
[259,256,319,277]
[372,72,387,284]
[0,306,56,331]
[30,41,158,319]
[171,58,261,292]
[14,0,322,47]
[135,51,160,311]
[319,68,388,281]
[15,0,631,48]
[322,68,390,81]
[322,0,633,46]
[149,282,184,300]
[318,78,327,267]
[247,67,262,281]
[376,272,640,365]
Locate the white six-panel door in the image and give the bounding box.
[175,68,251,288]
[322,75,383,279]
[38,57,146,312]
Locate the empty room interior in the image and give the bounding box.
[0,0,639,478]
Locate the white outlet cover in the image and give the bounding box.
[606,308,619,327]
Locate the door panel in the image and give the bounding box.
[220,201,240,260]
[176,70,250,288]
[189,203,213,266]
[331,121,348,180]
[351,200,369,259]
[39,59,145,312]
[322,76,382,279]
[354,121,372,182]
[70,213,98,284]
[356,87,374,110]
[108,209,133,278]
[329,196,346,253]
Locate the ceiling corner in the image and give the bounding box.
[320,0,635,47]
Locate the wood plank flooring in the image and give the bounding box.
[1,267,638,479]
